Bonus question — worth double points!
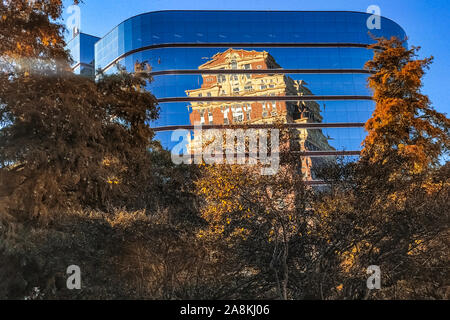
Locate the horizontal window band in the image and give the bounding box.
[71,62,95,70]
[100,42,374,73]
[149,69,373,76]
[157,95,373,103]
[153,122,365,132]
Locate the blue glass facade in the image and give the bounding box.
[66,32,100,78]
[70,11,407,155]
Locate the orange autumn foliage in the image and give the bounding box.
[362,37,449,173]
[0,0,78,62]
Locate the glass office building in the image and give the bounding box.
[68,10,406,177]
[67,32,100,78]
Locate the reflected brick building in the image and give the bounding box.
[185,49,334,179]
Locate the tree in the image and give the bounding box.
[0,0,74,61]
[0,0,202,300]
[0,64,160,220]
[362,37,449,174]
[0,0,160,219]
[194,127,338,299]
[312,37,449,299]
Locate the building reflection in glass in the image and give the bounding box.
[185,49,335,179]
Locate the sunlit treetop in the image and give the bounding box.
[363,37,449,173]
[0,0,79,62]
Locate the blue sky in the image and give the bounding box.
[61,0,449,116]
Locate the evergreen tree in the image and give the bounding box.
[363,37,449,173]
